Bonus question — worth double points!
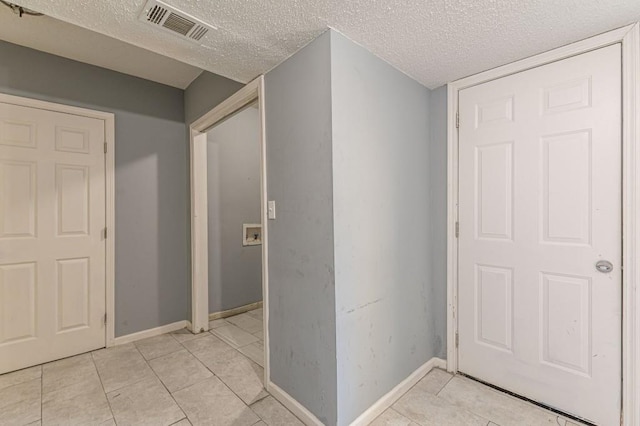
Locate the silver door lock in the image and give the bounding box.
[595,260,613,273]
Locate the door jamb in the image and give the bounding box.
[0,92,116,348]
[446,23,640,425]
[189,76,270,383]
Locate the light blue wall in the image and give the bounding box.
[207,106,262,313]
[330,31,434,425]
[428,85,448,359]
[264,31,338,425]
[264,29,445,425]
[184,71,243,125]
[0,40,189,337]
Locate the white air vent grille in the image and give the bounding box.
[147,5,166,24]
[139,0,215,43]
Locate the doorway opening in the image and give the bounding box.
[206,100,264,365]
[189,77,270,383]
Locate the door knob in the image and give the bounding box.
[595,260,613,273]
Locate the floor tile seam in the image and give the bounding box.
[0,376,42,398]
[0,379,42,423]
[100,372,155,396]
[387,368,447,405]
[210,329,259,349]
[228,320,263,335]
[249,393,307,425]
[149,367,189,424]
[137,344,185,363]
[433,370,455,397]
[91,348,149,368]
[228,317,264,334]
[42,369,103,399]
[165,371,215,395]
[0,393,41,422]
[88,355,116,426]
[169,331,204,347]
[395,382,494,426]
[196,346,268,410]
[170,376,239,425]
[214,347,270,409]
[437,385,560,426]
[209,330,243,349]
[434,393,496,426]
[176,335,230,359]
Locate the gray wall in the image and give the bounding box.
[207,106,262,313]
[183,70,244,317]
[0,40,189,337]
[184,71,243,124]
[330,31,434,424]
[428,86,448,359]
[265,31,338,425]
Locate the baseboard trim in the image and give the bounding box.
[209,301,263,321]
[350,357,447,425]
[267,381,324,426]
[113,320,190,346]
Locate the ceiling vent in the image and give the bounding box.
[139,0,216,43]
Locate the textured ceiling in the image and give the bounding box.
[12,0,640,89]
[0,4,202,89]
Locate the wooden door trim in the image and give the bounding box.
[446,23,640,425]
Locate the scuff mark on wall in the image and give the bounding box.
[345,298,383,314]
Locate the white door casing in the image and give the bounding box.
[0,101,107,373]
[457,44,621,425]
[190,76,272,390]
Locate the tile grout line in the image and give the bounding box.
[209,313,279,420]
[174,323,272,419]
[141,335,189,423]
[434,369,455,397]
[91,351,118,425]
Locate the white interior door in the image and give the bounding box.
[457,44,621,425]
[0,101,106,374]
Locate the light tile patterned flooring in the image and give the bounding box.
[0,307,587,426]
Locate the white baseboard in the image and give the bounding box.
[209,301,263,321]
[350,357,447,425]
[113,320,190,346]
[267,381,324,426]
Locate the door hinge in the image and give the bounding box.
[456,111,459,129]
[104,142,107,154]
[455,332,459,348]
[104,227,107,239]
[455,221,459,238]
[104,313,107,326]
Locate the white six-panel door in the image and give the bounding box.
[0,101,106,374]
[458,44,621,425]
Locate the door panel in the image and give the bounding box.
[458,44,621,425]
[0,101,106,374]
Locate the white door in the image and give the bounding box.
[458,44,621,425]
[0,101,106,374]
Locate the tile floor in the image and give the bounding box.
[0,307,587,426]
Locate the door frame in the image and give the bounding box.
[446,23,640,425]
[189,76,270,382]
[0,92,117,348]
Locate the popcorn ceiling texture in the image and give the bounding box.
[16,0,640,88]
[0,6,202,89]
